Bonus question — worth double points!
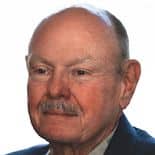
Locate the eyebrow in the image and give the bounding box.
[26,54,95,67]
[65,56,95,67]
[26,54,54,67]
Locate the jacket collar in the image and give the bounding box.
[105,114,136,155]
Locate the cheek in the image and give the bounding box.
[75,81,117,114]
[27,80,47,124]
[28,80,46,106]
[72,80,120,140]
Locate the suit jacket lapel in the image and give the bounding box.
[104,114,136,155]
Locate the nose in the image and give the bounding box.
[47,71,70,99]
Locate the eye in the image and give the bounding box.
[76,70,87,75]
[27,59,53,82]
[28,65,52,82]
[36,67,47,74]
[72,69,90,76]
[29,65,51,77]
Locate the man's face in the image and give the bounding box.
[27,9,123,144]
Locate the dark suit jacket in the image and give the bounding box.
[6,114,155,155]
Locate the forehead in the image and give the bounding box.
[29,8,120,64]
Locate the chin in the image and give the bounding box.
[40,129,82,144]
[33,122,83,144]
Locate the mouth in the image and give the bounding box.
[42,108,79,116]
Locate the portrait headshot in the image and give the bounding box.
[1,1,155,155]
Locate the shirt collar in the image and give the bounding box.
[89,128,115,155]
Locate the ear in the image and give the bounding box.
[119,59,141,109]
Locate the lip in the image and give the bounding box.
[42,109,79,116]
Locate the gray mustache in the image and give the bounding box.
[40,101,81,116]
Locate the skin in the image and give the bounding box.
[27,8,141,155]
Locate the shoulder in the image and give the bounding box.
[6,144,49,155]
[106,114,155,155]
[133,127,155,154]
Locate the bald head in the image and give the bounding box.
[29,6,129,63]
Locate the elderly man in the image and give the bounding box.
[7,5,155,155]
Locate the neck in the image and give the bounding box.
[50,143,88,155]
[49,126,117,155]
[50,132,107,155]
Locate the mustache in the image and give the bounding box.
[40,100,81,116]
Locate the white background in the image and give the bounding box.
[0,0,155,154]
